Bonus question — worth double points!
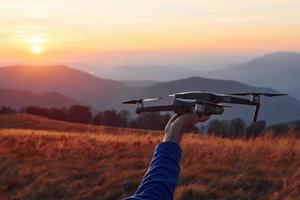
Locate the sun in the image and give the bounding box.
[31,45,42,54]
[26,37,46,54]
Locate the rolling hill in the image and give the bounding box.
[203,52,300,100]
[0,65,129,109]
[0,113,154,134]
[0,89,80,110]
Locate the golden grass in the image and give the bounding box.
[0,114,300,200]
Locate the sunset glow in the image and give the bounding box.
[1,0,300,64]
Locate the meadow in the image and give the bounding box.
[0,114,300,200]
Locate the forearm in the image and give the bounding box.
[124,113,209,200]
[124,142,182,200]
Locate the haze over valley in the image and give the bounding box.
[64,51,300,100]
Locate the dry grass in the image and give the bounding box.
[0,114,300,200]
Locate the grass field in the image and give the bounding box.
[0,114,300,200]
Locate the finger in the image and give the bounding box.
[165,113,181,132]
[171,113,195,130]
[173,113,210,131]
[169,113,181,124]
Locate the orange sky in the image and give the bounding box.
[1,0,300,65]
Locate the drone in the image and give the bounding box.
[122,91,288,122]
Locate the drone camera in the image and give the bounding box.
[213,106,225,115]
[194,104,205,116]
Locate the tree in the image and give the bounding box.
[93,109,130,127]
[130,112,171,130]
[206,118,246,138]
[267,123,289,136]
[119,110,130,127]
[0,106,17,114]
[102,109,122,127]
[48,108,68,121]
[67,105,92,124]
[230,118,246,137]
[93,112,103,125]
[207,119,230,137]
[291,120,300,135]
[24,106,49,117]
[245,120,266,138]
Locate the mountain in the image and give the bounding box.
[0,65,129,109]
[202,52,300,100]
[0,65,299,124]
[129,77,300,124]
[0,89,80,109]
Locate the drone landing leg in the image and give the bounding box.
[252,104,260,122]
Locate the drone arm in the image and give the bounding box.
[222,96,256,105]
[136,105,191,114]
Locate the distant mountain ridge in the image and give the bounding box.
[121,80,159,87]
[203,52,300,100]
[0,65,299,124]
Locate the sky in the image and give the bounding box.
[1,0,300,72]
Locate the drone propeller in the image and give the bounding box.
[260,93,288,97]
[122,97,161,104]
[229,92,288,122]
[229,92,288,97]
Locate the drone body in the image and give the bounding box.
[122,91,288,122]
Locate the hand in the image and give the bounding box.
[163,113,210,144]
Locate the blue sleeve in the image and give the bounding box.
[124,141,182,200]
